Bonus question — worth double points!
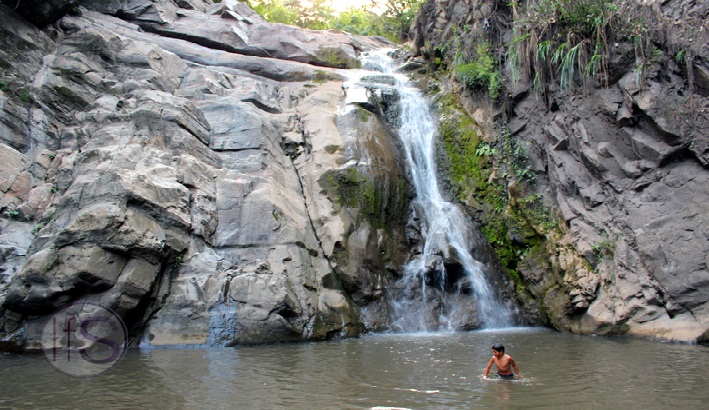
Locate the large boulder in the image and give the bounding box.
[82,0,375,68]
[0,1,402,351]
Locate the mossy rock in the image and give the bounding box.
[433,90,564,304]
[355,106,372,122]
[313,70,343,84]
[318,168,409,231]
[313,47,361,69]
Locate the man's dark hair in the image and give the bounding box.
[492,343,505,353]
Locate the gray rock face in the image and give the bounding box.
[412,0,709,342]
[83,0,364,68]
[0,1,402,350]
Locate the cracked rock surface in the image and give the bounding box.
[0,0,408,349]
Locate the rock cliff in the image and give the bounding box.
[411,0,708,342]
[0,0,414,349]
[5,0,702,348]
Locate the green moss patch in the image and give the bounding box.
[435,96,560,290]
[318,168,409,231]
[355,106,372,123]
[324,144,342,154]
[314,47,361,69]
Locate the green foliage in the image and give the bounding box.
[355,106,372,122]
[593,234,616,260]
[331,7,389,39]
[455,43,501,99]
[257,2,299,25]
[272,209,285,221]
[5,208,20,218]
[30,209,56,235]
[297,0,336,30]
[481,219,514,266]
[499,129,535,182]
[584,52,602,76]
[378,0,424,42]
[634,62,645,88]
[247,0,422,43]
[0,80,31,103]
[555,42,582,89]
[439,112,484,199]
[250,0,331,28]
[313,70,331,84]
[436,96,561,287]
[32,223,44,235]
[650,47,662,62]
[516,194,558,231]
[475,143,496,157]
[437,101,512,269]
[18,88,29,103]
[507,0,648,90]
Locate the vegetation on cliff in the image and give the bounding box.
[419,1,650,292]
[425,0,705,99]
[507,0,663,92]
[435,93,556,291]
[411,0,709,335]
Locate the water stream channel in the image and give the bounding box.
[345,49,512,333]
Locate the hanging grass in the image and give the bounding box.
[506,0,649,92]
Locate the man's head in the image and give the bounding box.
[492,343,505,357]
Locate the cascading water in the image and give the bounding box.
[347,50,513,332]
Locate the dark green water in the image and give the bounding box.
[1,328,708,409]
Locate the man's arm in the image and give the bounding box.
[510,358,523,378]
[483,358,494,377]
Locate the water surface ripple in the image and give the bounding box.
[2,329,708,409]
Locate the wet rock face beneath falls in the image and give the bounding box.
[0,0,519,350]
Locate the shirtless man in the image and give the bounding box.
[483,343,523,379]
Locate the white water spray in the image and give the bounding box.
[348,50,512,331]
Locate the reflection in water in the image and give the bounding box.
[1,329,708,409]
[490,378,512,401]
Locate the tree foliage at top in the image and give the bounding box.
[246,0,423,42]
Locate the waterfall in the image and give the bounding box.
[347,50,513,332]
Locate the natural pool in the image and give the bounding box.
[1,328,708,409]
